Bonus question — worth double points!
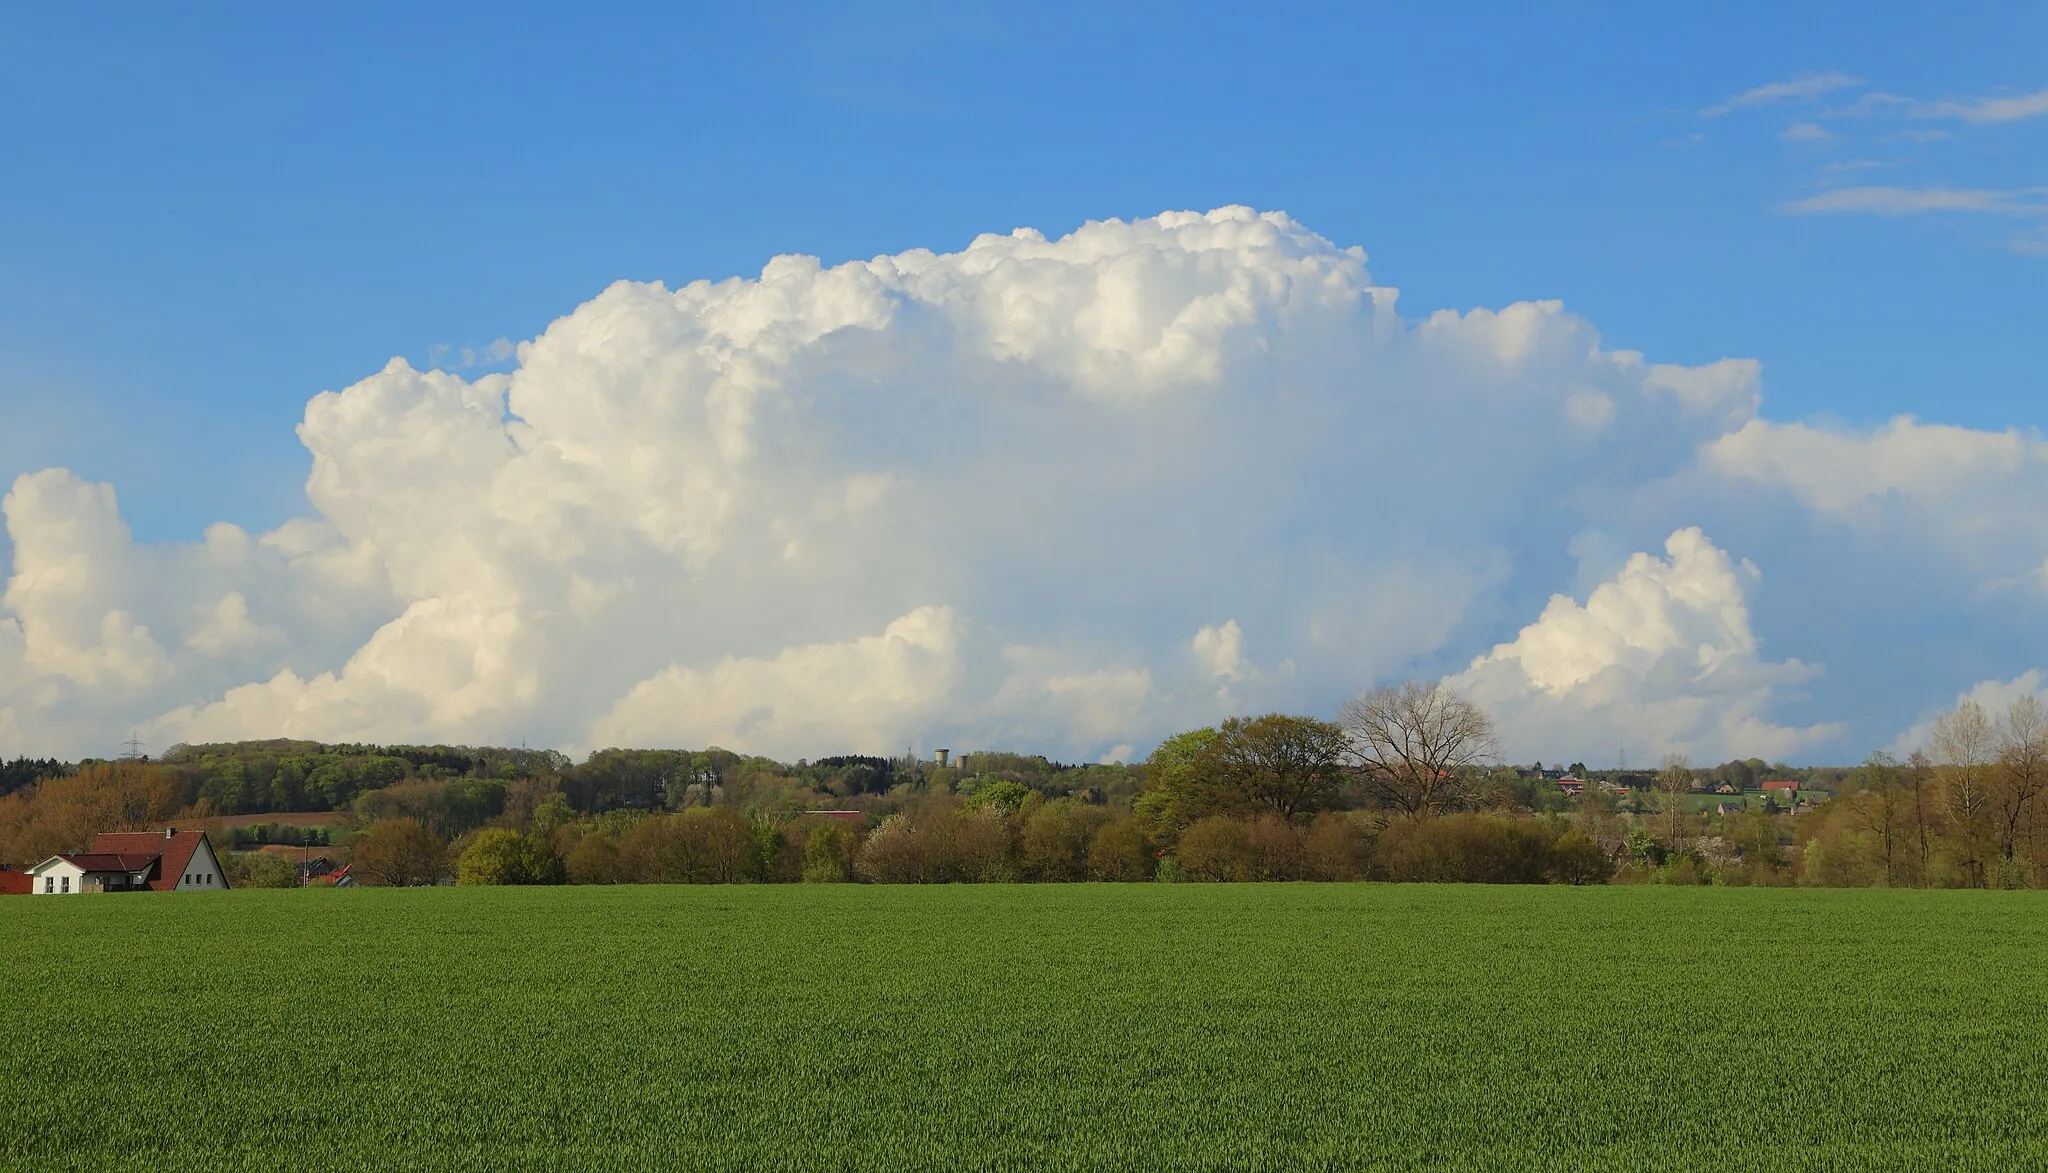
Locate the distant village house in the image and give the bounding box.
[24,829,227,895]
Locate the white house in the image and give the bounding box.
[28,828,228,895]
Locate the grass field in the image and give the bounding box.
[4,885,2045,1171]
[185,810,349,832]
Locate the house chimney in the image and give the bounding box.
[165,827,175,839]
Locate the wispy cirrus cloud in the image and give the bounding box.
[1784,186,2048,217]
[1822,91,1913,119]
[1703,71,1862,118]
[1913,87,2048,125]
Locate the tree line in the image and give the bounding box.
[4,682,2044,890]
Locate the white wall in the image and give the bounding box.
[173,838,226,891]
[30,859,84,895]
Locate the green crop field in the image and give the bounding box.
[3,885,2045,1171]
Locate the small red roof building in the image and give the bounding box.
[1761,780,1800,793]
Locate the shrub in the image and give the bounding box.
[1176,815,1315,882]
[1086,817,1153,882]
[1303,813,1376,881]
[1243,814,1306,880]
[1177,816,1257,882]
[1021,799,1113,882]
[1547,830,1615,885]
[853,806,1013,883]
[1377,814,1585,884]
[854,815,921,883]
[619,808,754,883]
[351,818,449,887]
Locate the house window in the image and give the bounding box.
[61,876,69,893]
[44,877,52,893]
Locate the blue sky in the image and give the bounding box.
[1,1,2044,763]
[5,0,2042,539]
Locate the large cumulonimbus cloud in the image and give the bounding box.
[2,207,2044,764]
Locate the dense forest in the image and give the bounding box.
[2,682,2040,891]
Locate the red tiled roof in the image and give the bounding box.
[0,870,30,896]
[57,853,162,873]
[89,830,217,892]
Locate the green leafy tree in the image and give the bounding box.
[1140,715,1349,830]
[1136,727,1222,833]
[964,779,1034,816]
[457,828,564,885]
[564,832,622,884]
[1209,715,1352,821]
[227,851,300,889]
[801,823,852,883]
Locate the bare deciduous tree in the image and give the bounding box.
[1652,752,1695,848]
[1338,681,1498,815]
[1906,750,1935,883]
[1850,751,1908,886]
[1993,695,2047,871]
[1931,699,1997,887]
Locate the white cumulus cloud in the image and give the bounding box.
[1888,670,2048,757]
[1704,415,2048,586]
[1449,528,1840,764]
[1,206,2042,764]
